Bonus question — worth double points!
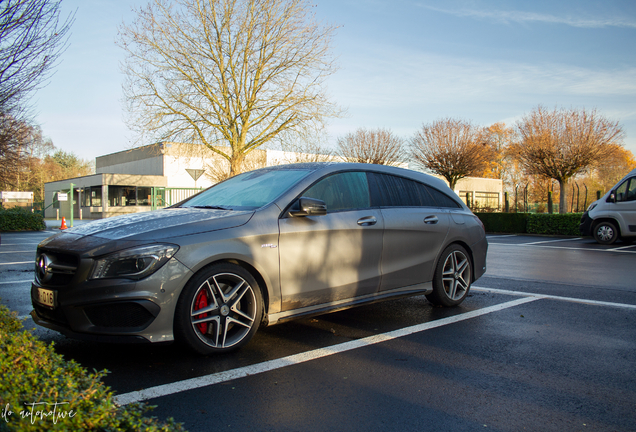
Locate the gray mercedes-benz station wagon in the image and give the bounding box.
[31,162,488,354]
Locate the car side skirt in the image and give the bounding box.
[266,282,433,326]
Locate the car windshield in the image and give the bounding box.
[180,168,311,210]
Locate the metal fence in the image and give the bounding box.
[150,187,203,210]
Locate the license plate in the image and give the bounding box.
[37,288,55,308]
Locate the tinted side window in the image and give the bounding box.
[372,173,439,207]
[373,174,421,206]
[427,186,462,208]
[303,172,370,211]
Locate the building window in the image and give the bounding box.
[108,186,153,207]
[137,187,151,206]
[82,187,102,207]
[459,191,500,209]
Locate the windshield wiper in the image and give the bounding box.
[188,205,232,210]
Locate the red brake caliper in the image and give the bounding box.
[194,291,209,333]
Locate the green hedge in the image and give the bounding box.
[0,303,185,431]
[0,207,46,231]
[475,212,583,236]
[474,212,529,234]
[527,213,583,236]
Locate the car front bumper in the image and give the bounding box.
[31,258,193,343]
[580,212,593,236]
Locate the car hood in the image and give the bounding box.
[46,208,254,242]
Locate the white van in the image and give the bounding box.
[580,168,636,244]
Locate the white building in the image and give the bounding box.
[44,143,503,219]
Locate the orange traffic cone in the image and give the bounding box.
[60,217,68,230]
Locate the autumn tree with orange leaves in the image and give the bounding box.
[513,106,624,214]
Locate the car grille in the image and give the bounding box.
[84,302,155,329]
[36,249,79,286]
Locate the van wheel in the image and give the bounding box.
[593,221,619,245]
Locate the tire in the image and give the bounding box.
[593,221,619,245]
[426,244,472,307]
[174,263,263,355]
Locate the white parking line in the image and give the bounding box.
[472,287,636,310]
[490,243,636,254]
[0,251,33,254]
[0,280,32,285]
[486,234,517,238]
[113,297,538,406]
[523,237,583,245]
[0,261,32,265]
[0,243,43,246]
[613,244,636,250]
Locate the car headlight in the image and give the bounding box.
[90,244,179,280]
[587,203,597,212]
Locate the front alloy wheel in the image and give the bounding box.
[175,263,263,354]
[426,244,472,307]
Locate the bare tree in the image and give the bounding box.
[118,0,341,177]
[513,106,624,213]
[0,114,28,188]
[0,0,74,114]
[336,128,405,166]
[411,118,493,190]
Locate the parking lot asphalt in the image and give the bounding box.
[1,231,635,431]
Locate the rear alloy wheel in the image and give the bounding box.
[593,221,619,245]
[175,263,263,354]
[426,244,472,307]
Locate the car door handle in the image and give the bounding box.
[424,215,439,224]
[357,216,377,226]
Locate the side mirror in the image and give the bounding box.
[289,197,327,217]
[607,192,616,203]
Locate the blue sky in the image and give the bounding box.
[34,0,636,161]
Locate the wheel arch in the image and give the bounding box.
[592,217,622,236]
[434,240,476,281]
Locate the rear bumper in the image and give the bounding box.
[471,236,488,282]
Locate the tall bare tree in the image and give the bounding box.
[336,127,405,166]
[0,0,73,115]
[118,0,341,177]
[513,106,624,213]
[411,118,493,189]
[0,114,28,188]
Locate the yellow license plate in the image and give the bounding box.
[37,288,55,308]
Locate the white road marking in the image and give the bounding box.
[523,237,583,245]
[0,261,32,265]
[613,244,636,250]
[490,243,636,254]
[0,280,32,285]
[486,234,517,238]
[113,297,539,406]
[472,286,636,310]
[0,251,33,254]
[0,243,42,246]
